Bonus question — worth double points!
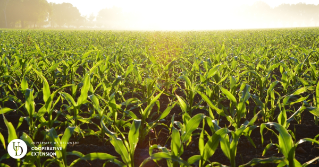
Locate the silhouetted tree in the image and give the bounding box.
[0,0,49,28]
[51,3,83,28]
[96,7,125,29]
[232,1,319,28]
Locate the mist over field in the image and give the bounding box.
[1,0,319,30]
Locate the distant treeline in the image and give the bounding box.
[0,0,319,29]
[233,1,319,28]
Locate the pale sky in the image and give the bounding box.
[47,0,319,17]
[46,0,319,30]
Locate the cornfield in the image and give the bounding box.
[0,28,319,167]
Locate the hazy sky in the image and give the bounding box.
[46,0,319,30]
[47,0,319,17]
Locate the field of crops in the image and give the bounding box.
[0,28,319,167]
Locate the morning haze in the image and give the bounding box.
[1,0,319,30]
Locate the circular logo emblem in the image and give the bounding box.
[7,139,27,159]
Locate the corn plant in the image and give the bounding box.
[19,132,44,167]
[34,69,73,129]
[101,119,141,167]
[185,119,230,167]
[0,115,20,167]
[45,127,75,166]
[312,81,319,125]
[218,112,259,167]
[60,73,90,126]
[24,88,38,139]
[241,122,319,166]
[141,114,208,167]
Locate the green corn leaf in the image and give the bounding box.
[149,144,160,156]
[67,150,85,157]
[181,114,205,143]
[283,96,291,105]
[176,95,188,113]
[187,155,201,165]
[277,107,287,128]
[140,152,189,167]
[247,110,260,126]
[42,78,51,103]
[147,54,157,65]
[37,105,48,119]
[230,76,236,91]
[262,143,276,156]
[206,64,220,79]
[124,64,134,78]
[290,95,309,105]
[287,106,306,123]
[199,121,205,156]
[197,91,225,116]
[220,43,225,54]
[69,152,117,167]
[281,71,288,88]
[124,110,138,119]
[51,84,74,98]
[34,70,50,102]
[89,94,100,110]
[297,138,319,146]
[60,92,77,107]
[21,77,28,91]
[0,132,5,149]
[128,119,141,151]
[240,84,251,102]
[239,156,285,167]
[34,43,44,56]
[220,133,231,160]
[297,77,309,86]
[101,119,117,138]
[61,127,75,150]
[200,74,205,83]
[164,60,175,71]
[205,162,228,167]
[25,89,35,116]
[292,158,302,167]
[267,81,279,95]
[111,137,130,165]
[220,86,237,105]
[316,81,319,107]
[203,128,229,162]
[0,108,13,114]
[159,102,176,120]
[3,114,17,143]
[101,119,130,164]
[171,127,182,156]
[291,87,307,96]
[263,122,293,158]
[77,74,90,105]
[205,117,216,134]
[268,63,281,72]
[20,132,35,148]
[143,91,163,117]
[309,107,319,117]
[47,62,60,73]
[82,50,95,59]
[179,75,192,88]
[89,60,104,73]
[46,128,63,160]
[216,73,229,85]
[260,124,278,145]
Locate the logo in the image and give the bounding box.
[7,139,27,159]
